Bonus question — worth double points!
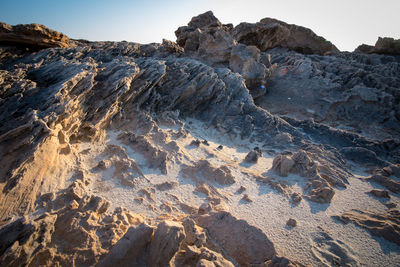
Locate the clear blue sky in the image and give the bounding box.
[1,0,399,52]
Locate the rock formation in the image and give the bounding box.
[0,10,400,267]
[232,18,339,55]
[356,37,400,55]
[0,22,72,49]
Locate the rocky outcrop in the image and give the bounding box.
[356,37,400,55]
[255,47,400,148]
[334,209,400,246]
[182,160,236,185]
[147,220,186,266]
[1,12,400,267]
[272,148,350,203]
[232,18,339,55]
[175,11,235,66]
[0,22,72,49]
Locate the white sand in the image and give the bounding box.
[79,118,400,266]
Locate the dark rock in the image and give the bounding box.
[190,139,201,147]
[286,218,297,227]
[232,18,339,55]
[368,189,390,198]
[245,148,262,163]
[356,37,400,55]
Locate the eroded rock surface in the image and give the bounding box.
[0,22,72,49]
[334,209,400,246]
[1,11,400,267]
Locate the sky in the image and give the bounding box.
[0,0,399,52]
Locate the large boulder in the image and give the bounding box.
[175,11,236,66]
[233,18,339,55]
[0,22,72,48]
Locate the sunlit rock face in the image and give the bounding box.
[0,11,400,267]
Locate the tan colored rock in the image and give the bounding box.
[174,245,234,267]
[96,223,154,267]
[272,154,295,177]
[241,194,253,203]
[147,220,186,266]
[0,22,72,48]
[182,160,235,185]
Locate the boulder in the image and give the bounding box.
[232,18,339,55]
[175,11,236,66]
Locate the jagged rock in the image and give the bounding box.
[229,44,269,96]
[272,154,295,176]
[0,11,399,267]
[356,37,400,55]
[367,174,400,193]
[188,11,221,29]
[175,11,235,66]
[0,22,72,49]
[368,189,390,198]
[334,209,400,246]
[182,160,235,185]
[272,148,350,203]
[232,18,339,55]
[340,147,386,167]
[147,220,186,266]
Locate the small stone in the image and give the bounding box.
[241,194,253,203]
[202,140,210,146]
[368,189,390,198]
[385,202,397,209]
[291,192,302,203]
[198,203,212,215]
[236,186,246,194]
[286,218,297,227]
[97,160,111,170]
[190,139,201,147]
[245,148,262,163]
[217,145,223,150]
